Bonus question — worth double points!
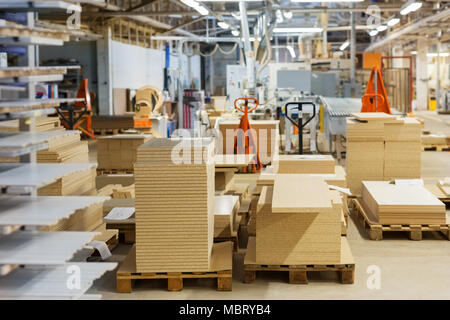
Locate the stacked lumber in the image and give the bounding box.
[38,167,96,196]
[346,113,421,195]
[421,134,449,146]
[134,138,215,272]
[273,154,335,174]
[214,195,240,238]
[255,175,343,264]
[92,115,135,131]
[97,134,152,170]
[361,181,446,224]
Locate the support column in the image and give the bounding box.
[97,26,113,115]
[350,8,356,83]
[416,38,429,110]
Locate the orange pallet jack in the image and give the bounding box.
[361,66,392,114]
[233,97,262,173]
[57,79,95,139]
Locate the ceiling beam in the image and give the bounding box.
[160,16,206,35]
[127,0,160,12]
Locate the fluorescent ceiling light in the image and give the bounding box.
[340,41,350,51]
[369,30,378,37]
[377,25,388,32]
[169,14,183,18]
[231,30,240,36]
[218,22,229,30]
[273,27,323,33]
[180,0,209,16]
[286,46,296,58]
[387,17,400,27]
[427,52,449,57]
[400,1,422,15]
[411,51,417,55]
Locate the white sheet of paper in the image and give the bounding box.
[104,207,135,221]
[328,185,352,195]
[87,240,112,260]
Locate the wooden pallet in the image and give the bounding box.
[97,168,134,175]
[94,129,121,136]
[352,199,450,241]
[106,221,135,244]
[116,242,233,292]
[422,144,450,152]
[243,237,355,284]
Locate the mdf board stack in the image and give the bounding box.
[214,195,240,238]
[346,113,393,196]
[361,181,446,225]
[273,154,335,174]
[0,116,61,132]
[37,131,89,163]
[384,118,421,180]
[256,175,342,265]
[92,115,135,131]
[134,138,215,272]
[40,203,103,232]
[38,167,96,196]
[97,134,152,170]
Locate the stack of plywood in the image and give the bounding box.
[255,175,342,264]
[97,134,152,170]
[361,181,446,224]
[384,118,421,180]
[346,113,421,195]
[273,154,335,174]
[38,167,96,196]
[134,138,215,272]
[37,131,89,163]
[214,195,240,238]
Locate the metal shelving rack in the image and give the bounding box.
[0,1,116,299]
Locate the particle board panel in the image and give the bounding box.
[275,154,335,174]
[271,175,333,213]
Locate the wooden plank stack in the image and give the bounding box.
[255,175,344,265]
[346,113,421,195]
[0,116,61,132]
[97,134,152,170]
[361,181,446,224]
[134,138,216,272]
[214,195,240,238]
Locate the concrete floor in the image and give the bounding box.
[87,111,450,300]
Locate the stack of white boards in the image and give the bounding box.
[346,113,421,195]
[255,175,345,264]
[214,195,240,238]
[97,134,153,170]
[134,138,215,272]
[361,181,446,225]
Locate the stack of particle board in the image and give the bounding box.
[361,181,446,224]
[37,130,89,163]
[346,113,421,195]
[0,116,62,132]
[38,167,96,196]
[421,133,449,146]
[384,118,421,180]
[273,154,335,174]
[97,134,152,170]
[255,175,343,264]
[214,195,240,238]
[134,138,215,272]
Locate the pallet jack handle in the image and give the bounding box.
[284,101,316,155]
[234,97,259,114]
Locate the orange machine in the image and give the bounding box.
[233,97,262,173]
[57,79,95,139]
[361,66,392,114]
